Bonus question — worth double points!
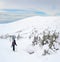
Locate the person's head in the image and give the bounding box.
[13,39,16,42]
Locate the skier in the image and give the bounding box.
[12,39,17,51]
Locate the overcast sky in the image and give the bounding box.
[0,0,60,15]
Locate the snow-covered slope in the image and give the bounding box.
[0,16,60,34]
[0,16,60,62]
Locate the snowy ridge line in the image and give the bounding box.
[0,16,60,35]
[0,15,60,39]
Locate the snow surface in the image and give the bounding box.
[0,16,60,62]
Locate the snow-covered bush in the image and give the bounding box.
[31,30,60,55]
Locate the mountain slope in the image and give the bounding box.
[0,16,60,35]
[0,16,60,62]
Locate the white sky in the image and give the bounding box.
[0,0,60,15]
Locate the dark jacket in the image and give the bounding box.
[12,40,17,46]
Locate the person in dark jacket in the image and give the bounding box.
[12,39,17,51]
